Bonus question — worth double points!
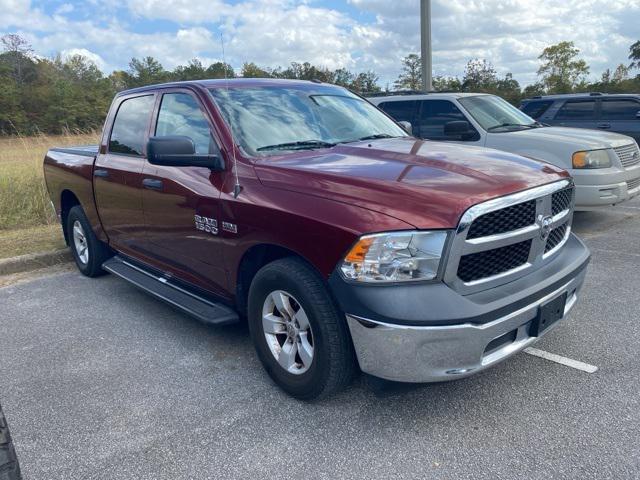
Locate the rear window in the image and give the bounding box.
[601,99,640,120]
[378,100,418,123]
[521,100,553,119]
[109,95,155,156]
[555,100,596,120]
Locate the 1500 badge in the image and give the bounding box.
[194,215,218,234]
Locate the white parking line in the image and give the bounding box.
[524,347,598,373]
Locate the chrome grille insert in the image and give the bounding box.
[445,179,574,295]
[614,143,640,169]
[628,176,640,192]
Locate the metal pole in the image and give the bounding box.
[420,0,432,91]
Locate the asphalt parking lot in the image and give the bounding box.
[1,198,639,480]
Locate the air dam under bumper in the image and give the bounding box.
[330,234,590,383]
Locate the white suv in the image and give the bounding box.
[369,92,640,210]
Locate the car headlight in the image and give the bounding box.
[572,149,612,169]
[340,231,449,283]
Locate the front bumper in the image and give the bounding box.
[571,164,640,209]
[330,234,590,383]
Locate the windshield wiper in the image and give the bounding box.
[257,140,336,152]
[357,133,398,141]
[487,123,538,132]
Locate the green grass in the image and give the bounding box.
[0,132,99,259]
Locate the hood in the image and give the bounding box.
[495,126,634,150]
[254,137,568,229]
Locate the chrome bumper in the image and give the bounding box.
[346,270,586,383]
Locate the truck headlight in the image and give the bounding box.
[572,149,612,169]
[340,231,448,283]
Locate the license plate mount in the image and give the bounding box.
[530,292,567,337]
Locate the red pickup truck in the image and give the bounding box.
[44,79,590,399]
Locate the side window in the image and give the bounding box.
[109,95,155,155]
[416,100,467,139]
[555,100,596,120]
[521,100,553,119]
[601,99,640,120]
[378,101,417,123]
[155,93,214,154]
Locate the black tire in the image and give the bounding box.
[66,205,112,277]
[0,403,21,480]
[248,257,356,400]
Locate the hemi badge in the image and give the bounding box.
[222,222,238,233]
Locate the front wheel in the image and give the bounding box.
[248,257,356,400]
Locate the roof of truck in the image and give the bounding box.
[118,78,335,96]
[367,92,490,103]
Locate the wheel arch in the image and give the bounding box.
[235,243,325,317]
[60,189,82,244]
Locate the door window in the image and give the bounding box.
[601,99,640,120]
[108,95,155,156]
[378,100,418,123]
[521,100,553,119]
[555,100,596,120]
[416,100,467,139]
[156,93,214,154]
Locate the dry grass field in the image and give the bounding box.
[0,132,100,259]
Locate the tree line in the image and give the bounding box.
[1,33,639,136]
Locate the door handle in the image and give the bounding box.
[597,123,611,129]
[94,169,109,178]
[143,178,163,190]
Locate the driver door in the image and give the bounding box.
[140,89,228,296]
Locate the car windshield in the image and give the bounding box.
[458,95,538,132]
[208,85,407,156]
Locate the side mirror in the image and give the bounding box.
[398,121,413,136]
[636,110,640,119]
[147,136,224,171]
[444,120,474,139]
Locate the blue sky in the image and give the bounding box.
[2,0,639,87]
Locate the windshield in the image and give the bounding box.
[208,85,407,156]
[458,95,538,132]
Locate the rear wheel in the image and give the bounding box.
[248,257,356,400]
[66,206,111,277]
[0,403,21,480]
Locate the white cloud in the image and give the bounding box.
[1,0,639,87]
[61,47,106,70]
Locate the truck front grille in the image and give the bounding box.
[446,180,575,294]
[545,223,568,254]
[458,240,532,283]
[628,176,640,192]
[614,143,640,169]
[466,200,536,239]
[552,187,574,215]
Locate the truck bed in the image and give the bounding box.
[49,144,99,157]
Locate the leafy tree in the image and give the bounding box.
[629,40,640,70]
[1,34,34,85]
[241,62,272,78]
[173,59,207,80]
[351,71,381,94]
[432,75,462,91]
[537,41,589,93]
[394,53,422,90]
[462,59,498,91]
[125,56,169,87]
[205,62,235,79]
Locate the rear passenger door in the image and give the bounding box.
[94,93,155,256]
[600,98,640,143]
[551,99,598,130]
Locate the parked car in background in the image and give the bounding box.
[43,79,590,399]
[520,93,640,143]
[0,402,21,480]
[370,92,640,210]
